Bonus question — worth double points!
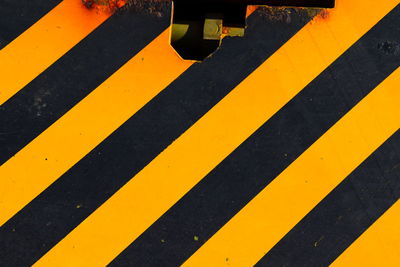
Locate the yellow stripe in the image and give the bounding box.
[331,200,400,267]
[33,1,398,266]
[0,0,111,105]
[184,67,400,267]
[0,30,192,227]
[0,8,259,228]
[0,8,258,228]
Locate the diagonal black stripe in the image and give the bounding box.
[0,0,62,49]
[0,9,170,165]
[257,130,400,267]
[0,9,315,267]
[109,7,400,267]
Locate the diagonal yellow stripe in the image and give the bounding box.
[0,30,192,227]
[331,200,400,267]
[33,1,399,266]
[183,67,400,267]
[0,9,260,228]
[0,0,110,105]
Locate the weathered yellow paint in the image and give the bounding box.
[0,0,110,105]
[0,9,261,228]
[0,29,192,227]
[183,67,400,267]
[331,200,400,267]
[32,0,399,265]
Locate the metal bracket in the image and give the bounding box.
[171,0,335,60]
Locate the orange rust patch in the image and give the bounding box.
[247,5,259,16]
[316,9,330,20]
[82,0,171,14]
[82,0,127,13]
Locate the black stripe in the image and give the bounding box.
[257,130,400,267]
[0,9,314,267]
[0,0,62,49]
[109,7,400,267]
[0,9,170,165]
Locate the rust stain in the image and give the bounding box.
[256,6,331,24]
[82,0,171,15]
[82,0,127,13]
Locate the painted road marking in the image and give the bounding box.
[184,67,400,267]
[32,1,398,265]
